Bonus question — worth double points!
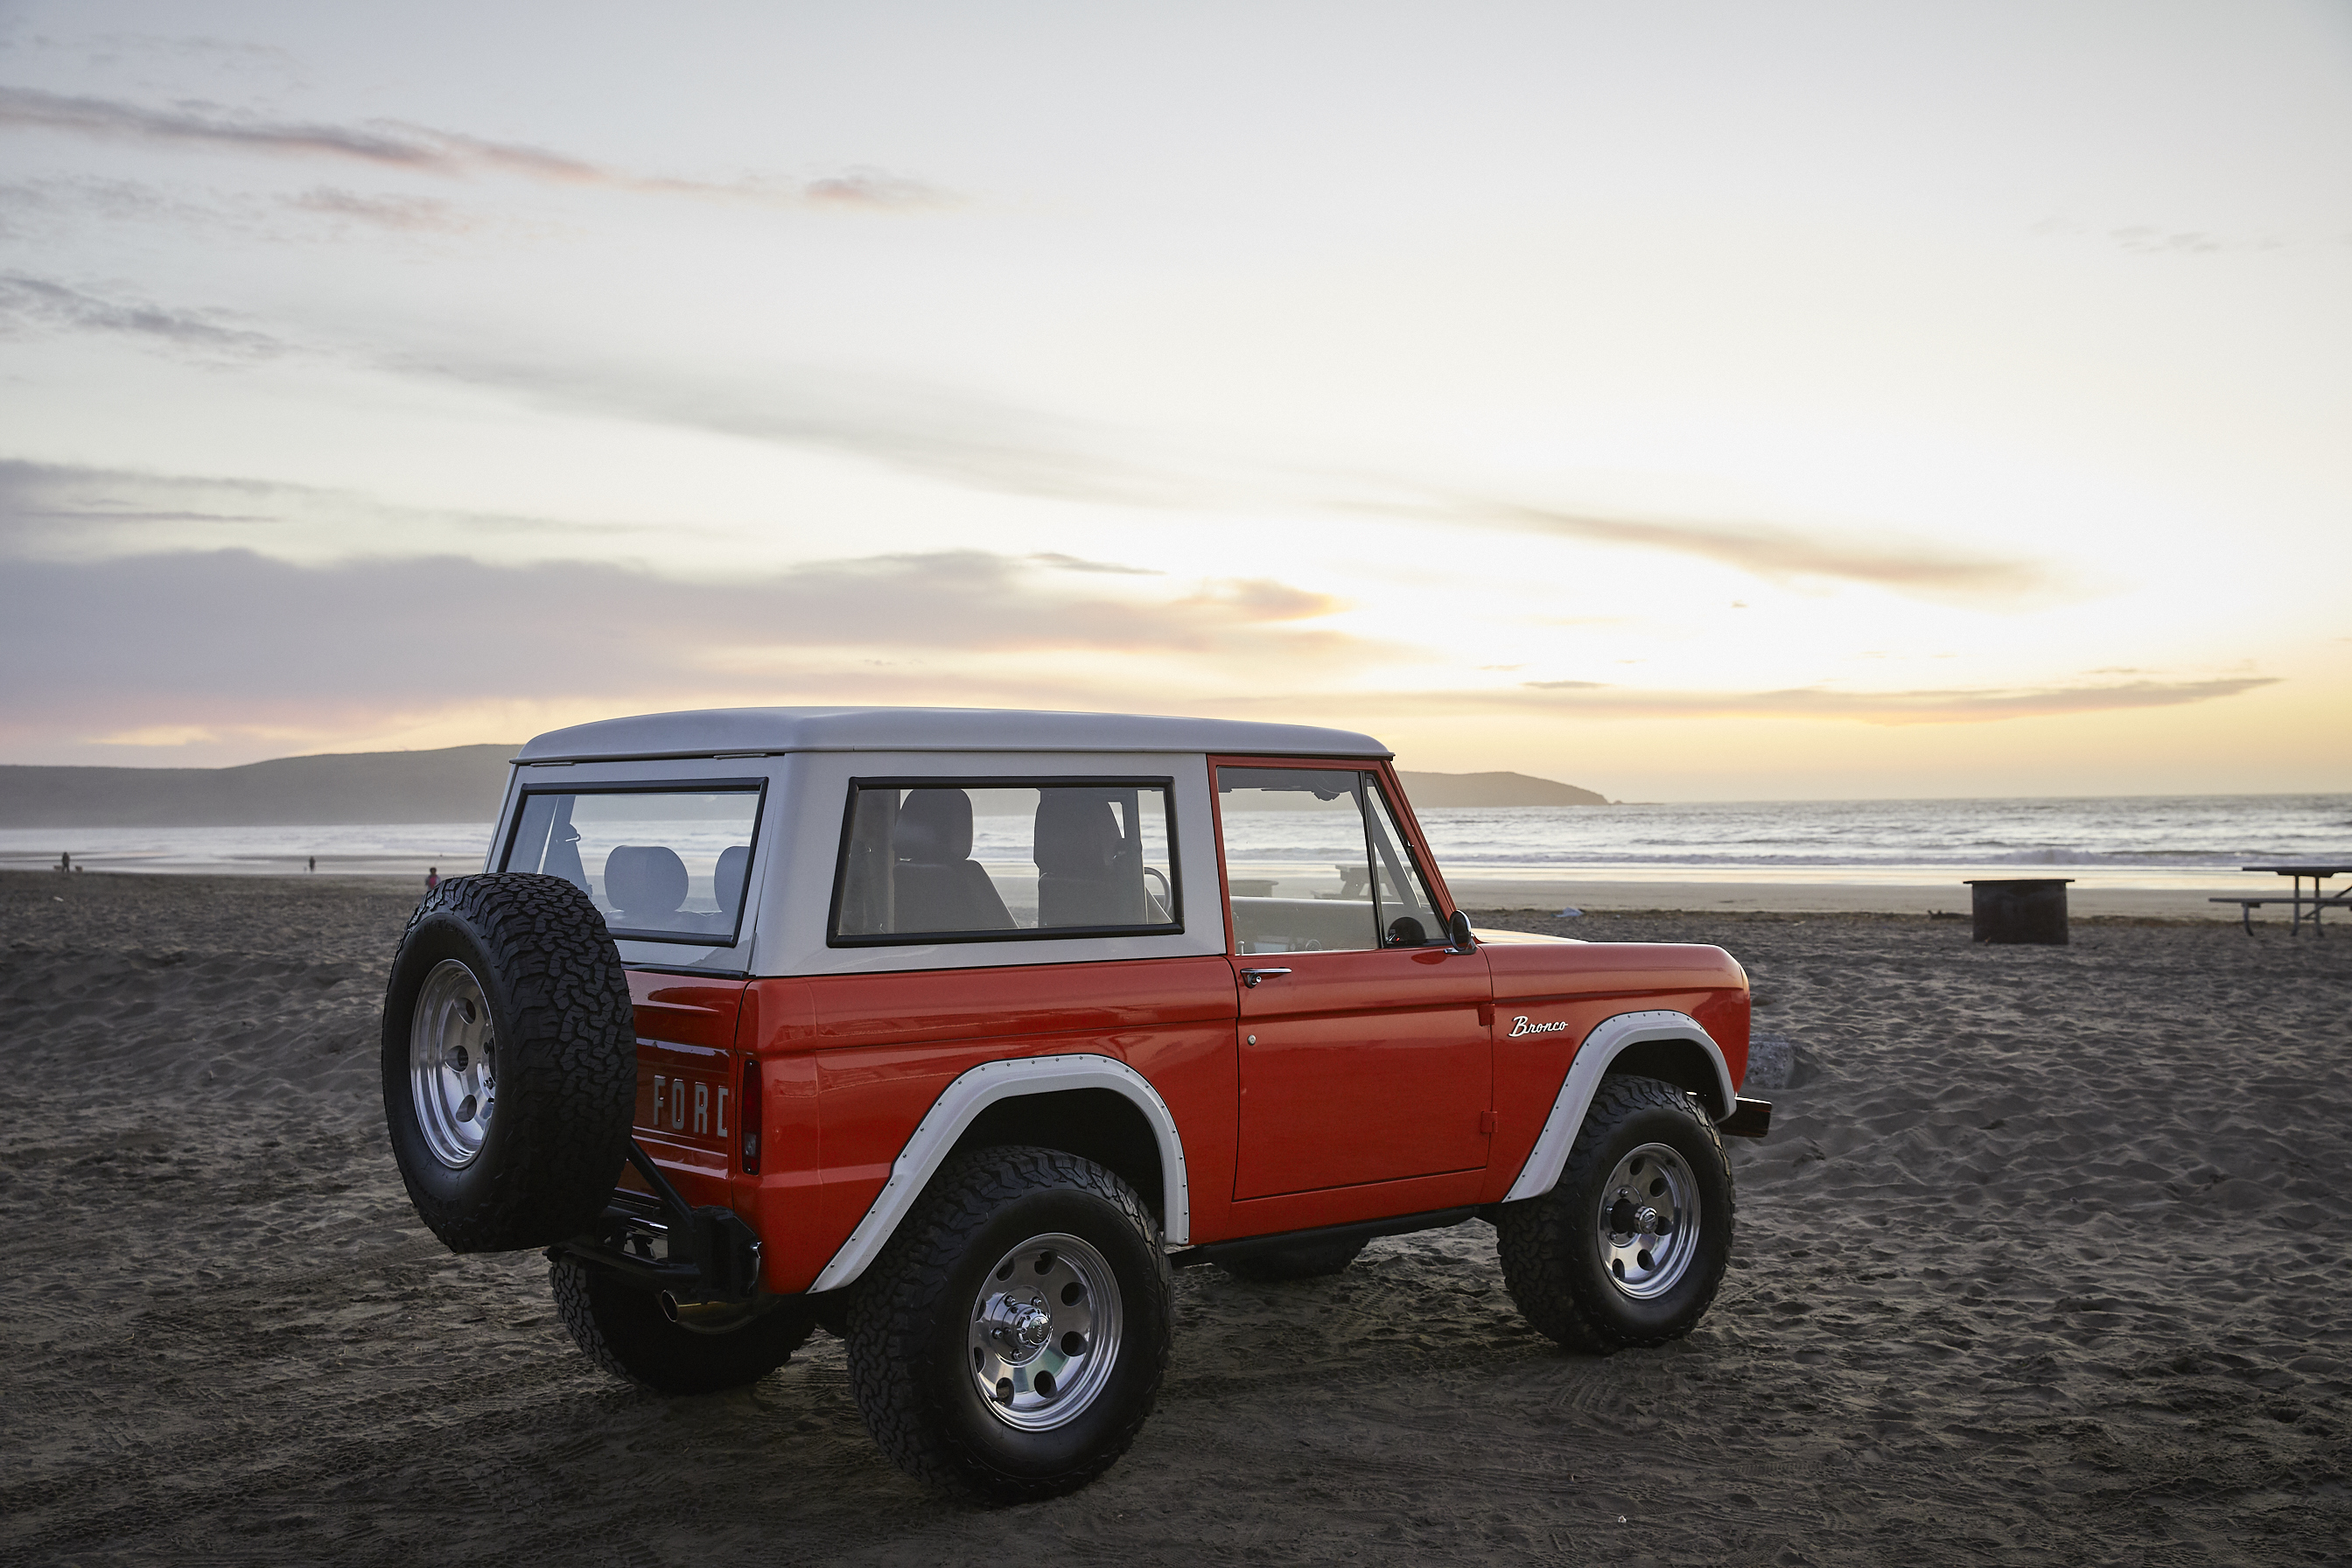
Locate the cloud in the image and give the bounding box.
[281,186,469,231]
[0,458,688,559]
[802,169,948,209]
[0,85,945,208]
[0,272,286,360]
[413,351,1193,508]
[1281,676,2277,727]
[0,546,1386,752]
[1175,578,1343,622]
[1029,552,1164,576]
[1417,499,2056,604]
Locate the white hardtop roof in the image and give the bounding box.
[515,706,1393,764]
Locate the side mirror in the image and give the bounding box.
[1446,909,1477,952]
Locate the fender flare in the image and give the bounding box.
[1500,1010,1737,1204]
[807,1053,1191,1293]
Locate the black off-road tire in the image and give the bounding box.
[381,873,636,1253]
[550,1256,815,1395]
[1494,1074,1734,1353]
[1220,1237,1365,1283]
[845,1146,1173,1504]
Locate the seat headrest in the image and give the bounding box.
[604,844,687,919]
[895,788,975,864]
[714,844,750,916]
[1034,792,1121,876]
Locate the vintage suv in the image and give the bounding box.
[381,707,1766,1502]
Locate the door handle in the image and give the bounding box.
[1238,968,1292,988]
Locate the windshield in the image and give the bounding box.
[503,786,763,946]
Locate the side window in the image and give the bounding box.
[1215,767,1445,955]
[1215,767,1378,954]
[503,786,763,946]
[830,780,1180,945]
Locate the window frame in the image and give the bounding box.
[499,777,768,948]
[1364,777,1446,946]
[824,774,1186,948]
[1208,759,1459,955]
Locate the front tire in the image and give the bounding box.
[550,1256,814,1394]
[845,1146,1173,1503]
[1494,1074,1733,1352]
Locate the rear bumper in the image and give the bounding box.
[545,1142,766,1304]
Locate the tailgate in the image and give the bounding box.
[626,972,747,1202]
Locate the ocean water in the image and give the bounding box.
[1405,794,2352,873]
[0,822,495,878]
[5,794,2346,887]
[1217,793,2352,894]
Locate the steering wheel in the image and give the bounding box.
[1143,864,1172,915]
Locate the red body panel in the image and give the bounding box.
[736,956,1237,1292]
[624,972,747,1209]
[1478,942,1750,1203]
[621,759,1750,1298]
[1234,946,1492,1198]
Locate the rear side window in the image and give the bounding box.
[503,784,764,946]
[830,779,1180,945]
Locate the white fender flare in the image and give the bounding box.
[1501,1010,1737,1204]
[807,1054,1191,1293]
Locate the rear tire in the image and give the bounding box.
[1494,1074,1733,1352]
[550,1256,814,1394]
[845,1146,1173,1503]
[381,873,636,1253]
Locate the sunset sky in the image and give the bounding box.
[2,2,2346,799]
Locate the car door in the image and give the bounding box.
[1215,761,1494,1200]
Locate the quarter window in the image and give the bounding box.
[503,786,763,946]
[830,780,1180,945]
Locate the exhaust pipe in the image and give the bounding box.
[660,1292,757,1332]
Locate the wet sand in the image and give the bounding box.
[4,871,2348,1564]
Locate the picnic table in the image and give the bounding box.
[2211,864,2352,936]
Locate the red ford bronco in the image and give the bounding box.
[381,708,1766,1502]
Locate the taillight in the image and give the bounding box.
[739,1055,762,1173]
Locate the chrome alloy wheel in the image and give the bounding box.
[968,1232,1124,1432]
[1596,1141,1700,1300]
[410,958,498,1169]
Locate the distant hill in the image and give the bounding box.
[1396,771,1611,808]
[0,745,519,827]
[0,748,1606,827]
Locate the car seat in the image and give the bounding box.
[1035,792,1135,927]
[892,789,1014,932]
[604,844,688,928]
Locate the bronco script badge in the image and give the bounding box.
[1508,1016,1570,1036]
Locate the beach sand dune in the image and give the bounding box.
[3,872,2347,1564]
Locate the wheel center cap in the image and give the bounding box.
[983,1294,1054,1361]
[1015,1302,1051,1348]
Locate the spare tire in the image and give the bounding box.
[382,873,637,1253]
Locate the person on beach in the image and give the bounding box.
[308,857,316,873]
[425,866,440,893]
[58,851,70,872]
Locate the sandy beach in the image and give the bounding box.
[4,869,2347,1564]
